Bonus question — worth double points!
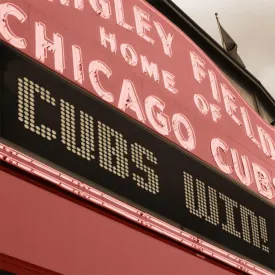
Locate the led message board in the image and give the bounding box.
[1,44,275,271]
[0,0,275,205]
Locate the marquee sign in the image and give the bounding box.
[1,43,275,273]
[0,0,275,204]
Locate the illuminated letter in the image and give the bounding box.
[48,0,69,5]
[140,55,160,82]
[133,6,154,44]
[194,94,209,115]
[194,93,221,123]
[240,107,261,148]
[145,96,170,136]
[208,70,221,102]
[219,193,241,238]
[240,205,261,248]
[88,60,113,102]
[75,0,84,10]
[60,100,95,161]
[190,51,207,83]
[162,70,178,94]
[211,138,233,174]
[35,22,65,73]
[153,21,173,57]
[131,143,159,194]
[60,0,69,5]
[99,27,117,53]
[72,45,84,84]
[172,114,196,151]
[48,0,83,10]
[259,217,270,253]
[114,0,134,31]
[118,79,145,123]
[230,149,252,186]
[210,104,222,123]
[17,77,57,140]
[89,0,111,19]
[252,163,274,200]
[0,3,27,49]
[120,44,138,66]
[222,84,242,126]
[98,121,129,179]
[258,126,275,160]
[184,171,219,225]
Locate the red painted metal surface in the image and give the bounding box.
[1,143,273,275]
[0,168,241,275]
[0,253,61,275]
[0,0,275,204]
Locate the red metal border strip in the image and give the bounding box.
[0,142,272,275]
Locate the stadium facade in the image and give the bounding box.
[0,0,275,274]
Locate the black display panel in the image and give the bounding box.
[0,272,16,275]
[1,44,275,270]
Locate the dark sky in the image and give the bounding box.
[172,0,275,99]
